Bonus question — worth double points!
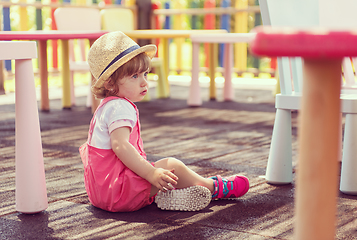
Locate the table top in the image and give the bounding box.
[0,29,228,42]
[0,30,109,41]
[250,26,357,58]
[190,32,256,43]
[123,29,228,39]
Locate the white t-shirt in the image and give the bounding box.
[90,98,137,149]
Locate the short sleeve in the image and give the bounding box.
[90,98,137,149]
[103,99,137,127]
[108,119,135,133]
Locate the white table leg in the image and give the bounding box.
[15,59,48,214]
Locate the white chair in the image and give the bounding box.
[0,41,48,213]
[101,8,135,32]
[54,7,101,107]
[320,1,357,93]
[260,0,357,195]
[101,8,168,101]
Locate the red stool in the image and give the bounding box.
[250,26,357,240]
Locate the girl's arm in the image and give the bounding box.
[110,127,178,191]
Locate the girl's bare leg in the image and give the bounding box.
[150,157,214,197]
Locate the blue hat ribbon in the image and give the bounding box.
[99,45,140,78]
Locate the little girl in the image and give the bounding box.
[79,31,249,212]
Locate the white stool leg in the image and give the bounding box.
[188,42,202,106]
[340,113,357,195]
[223,43,234,101]
[15,59,48,213]
[266,108,293,184]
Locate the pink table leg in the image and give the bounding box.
[209,43,217,100]
[38,40,50,112]
[223,43,234,101]
[295,58,342,240]
[188,41,202,106]
[15,59,48,214]
[161,38,170,95]
[88,39,101,113]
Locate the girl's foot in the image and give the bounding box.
[155,185,211,211]
[210,175,249,200]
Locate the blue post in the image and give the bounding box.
[114,0,121,4]
[35,0,42,69]
[253,0,261,69]
[164,1,170,29]
[191,0,200,29]
[36,0,42,30]
[3,0,11,71]
[219,0,230,67]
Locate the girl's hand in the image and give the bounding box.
[149,168,178,192]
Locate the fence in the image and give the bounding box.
[0,0,275,93]
[151,0,270,76]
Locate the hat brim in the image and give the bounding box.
[93,44,157,89]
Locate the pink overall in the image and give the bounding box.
[79,97,154,212]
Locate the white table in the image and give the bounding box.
[189,33,256,106]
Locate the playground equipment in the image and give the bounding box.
[1,0,270,99]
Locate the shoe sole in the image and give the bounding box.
[155,185,211,211]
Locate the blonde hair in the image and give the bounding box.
[92,52,152,99]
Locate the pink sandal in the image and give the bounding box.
[210,175,249,200]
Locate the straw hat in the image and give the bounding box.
[88,31,157,88]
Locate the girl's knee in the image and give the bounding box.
[155,157,185,170]
[170,158,187,170]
